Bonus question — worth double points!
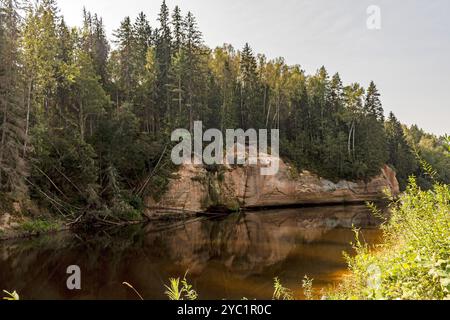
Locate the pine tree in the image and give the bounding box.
[133,12,152,58]
[133,12,155,132]
[365,81,384,122]
[155,0,172,128]
[354,81,388,180]
[386,112,417,188]
[171,6,183,53]
[183,11,205,132]
[239,43,261,129]
[91,15,110,85]
[113,16,135,103]
[0,0,29,197]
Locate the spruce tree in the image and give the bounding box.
[113,16,135,102]
[386,112,417,188]
[183,11,205,132]
[171,5,183,53]
[365,81,384,122]
[239,43,261,129]
[155,0,172,128]
[0,0,29,197]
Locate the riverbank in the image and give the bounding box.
[327,179,450,300]
[0,200,383,241]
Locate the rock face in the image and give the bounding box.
[145,154,400,216]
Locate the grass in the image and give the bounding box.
[20,219,61,234]
[2,290,20,300]
[327,177,450,300]
[164,272,198,301]
[273,277,294,300]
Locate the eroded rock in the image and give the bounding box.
[145,153,400,216]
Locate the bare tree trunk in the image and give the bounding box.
[348,122,354,158]
[189,93,193,133]
[266,102,272,128]
[79,101,85,142]
[0,100,9,188]
[178,77,182,115]
[23,80,32,156]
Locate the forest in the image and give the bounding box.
[1,0,449,223]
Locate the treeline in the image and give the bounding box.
[0,0,448,218]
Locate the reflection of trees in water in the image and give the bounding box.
[141,205,384,275]
[0,205,384,299]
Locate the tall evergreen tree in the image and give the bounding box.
[365,81,384,122]
[183,11,206,132]
[386,112,417,188]
[357,82,388,179]
[155,0,172,129]
[239,43,262,129]
[113,16,135,103]
[171,5,183,53]
[0,0,28,197]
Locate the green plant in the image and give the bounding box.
[329,177,450,300]
[20,219,60,234]
[164,272,198,301]
[444,135,450,154]
[302,276,314,300]
[3,290,20,300]
[272,278,294,300]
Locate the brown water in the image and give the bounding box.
[0,205,383,300]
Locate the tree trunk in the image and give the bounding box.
[0,99,9,188]
[79,101,85,142]
[23,80,32,156]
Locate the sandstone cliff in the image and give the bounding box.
[145,154,400,216]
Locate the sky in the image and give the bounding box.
[57,0,450,136]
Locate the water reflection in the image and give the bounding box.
[0,205,383,300]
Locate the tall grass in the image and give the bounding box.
[328,177,450,300]
[2,290,20,300]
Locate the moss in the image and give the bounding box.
[224,200,241,213]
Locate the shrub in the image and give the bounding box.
[328,177,450,300]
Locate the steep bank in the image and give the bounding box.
[145,155,400,216]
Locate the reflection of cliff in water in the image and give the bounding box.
[0,205,383,300]
[143,205,383,276]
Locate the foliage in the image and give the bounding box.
[403,126,450,189]
[20,219,61,234]
[328,177,450,300]
[0,0,448,225]
[164,273,198,301]
[2,290,19,300]
[302,276,314,300]
[272,277,294,300]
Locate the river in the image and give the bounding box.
[0,205,383,300]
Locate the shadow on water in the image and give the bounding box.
[0,205,384,300]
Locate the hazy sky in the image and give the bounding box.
[57,0,449,136]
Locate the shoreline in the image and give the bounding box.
[1,200,387,242]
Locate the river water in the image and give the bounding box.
[0,205,383,300]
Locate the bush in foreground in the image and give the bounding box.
[329,178,450,300]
